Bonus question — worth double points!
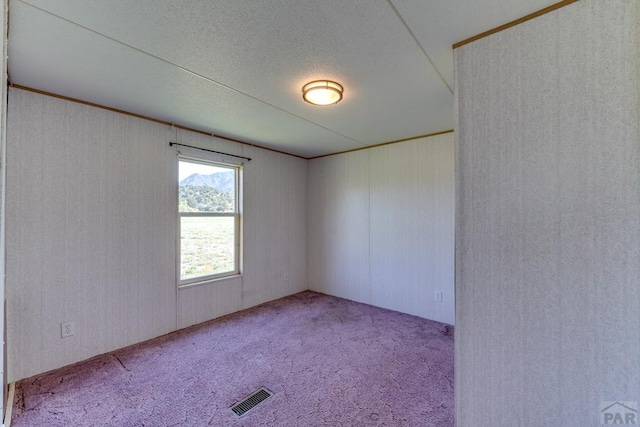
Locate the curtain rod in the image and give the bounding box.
[169,142,252,162]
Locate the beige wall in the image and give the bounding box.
[455,1,640,425]
[6,88,307,381]
[308,133,455,325]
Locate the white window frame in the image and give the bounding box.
[178,157,241,286]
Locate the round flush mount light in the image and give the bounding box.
[302,80,343,106]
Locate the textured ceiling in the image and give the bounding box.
[8,0,559,157]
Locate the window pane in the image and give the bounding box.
[179,161,236,213]
[180,216,235,280]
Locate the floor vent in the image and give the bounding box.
[230,387,273,417]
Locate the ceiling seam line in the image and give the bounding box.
[385,0,453,94]
[17,0,368,147]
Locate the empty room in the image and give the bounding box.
[1,0,639,426]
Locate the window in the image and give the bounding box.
[178,158,240,285]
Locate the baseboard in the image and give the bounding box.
[3,382,14,427]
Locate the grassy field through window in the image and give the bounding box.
[180,216,235,280]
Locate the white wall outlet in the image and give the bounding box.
[284,272,289,282]
[61,321,75,338]
[434,291,443,303]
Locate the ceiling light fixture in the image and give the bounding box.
[302,80,343,106]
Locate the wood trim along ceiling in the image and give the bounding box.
[8,2,581,159]
[452,0,580,49]
[9,84,307,160]
[9,84,453,160]
[307,130,454,160]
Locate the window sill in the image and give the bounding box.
[178,274,242,290]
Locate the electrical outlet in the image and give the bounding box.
[434,291,443,303]
[61,321,75,338]
[284,272,289,282]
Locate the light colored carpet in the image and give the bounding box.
[12,291,454,426]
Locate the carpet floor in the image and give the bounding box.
[11,291,454,426]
